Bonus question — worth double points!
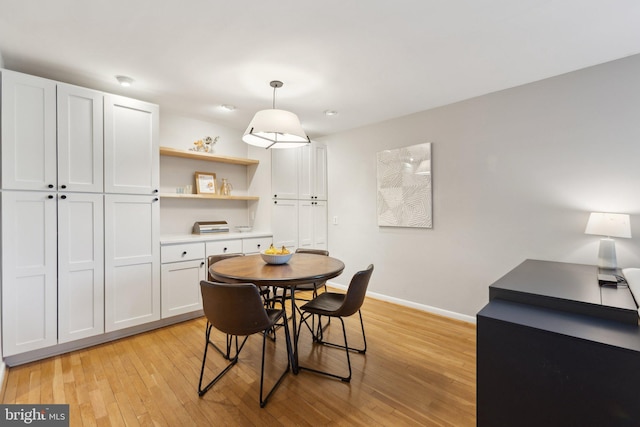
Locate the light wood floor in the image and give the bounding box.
[1,292,476,426]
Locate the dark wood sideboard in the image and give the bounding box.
[477,259,640,427]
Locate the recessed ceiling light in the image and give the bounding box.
[221,104,236,111]
[115,75,134,87]
[324,110,338,116]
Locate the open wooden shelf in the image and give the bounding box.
[160,193,259,201]
[159,146,259,166]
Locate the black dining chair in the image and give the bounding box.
[294,248,330,297]
[208,253,272,307]
[297,264,374,382]
[197,280,292,408]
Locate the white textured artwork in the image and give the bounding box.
[377,142,432,228]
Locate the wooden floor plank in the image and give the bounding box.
[1,293,476,426]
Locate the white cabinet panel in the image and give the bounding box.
[58,193,104,343]
[57,84,104,193]
[242,237,273,254]
[104,95,159,195]
[1,192,57,356]
[161,259,205,318]
[272,199,298,251]
[1,70,57,190]
[161,242,205,263]
[312,143,328,201]
[205,240,243,256]
[105,194,160,332]
[271,148,299,199]
[298,200,327,251]
[313,200,328,249]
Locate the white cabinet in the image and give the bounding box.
[104,194,160,332]
[242,237,273,254]
[57,83,104,193]
[205,240,243,256]
[272,199,299,251]
[58,193,104,343]
[161,242,205,318]
[271,141,328,251]
[1,70,57,191]
[271,147,299,200]
[298,200,328,251]
[1,69,160,359]
[104,95,159,195]
[1,71,104,193]
[1,192,58,356]
[1,186,105,355]
[299,142,328,201]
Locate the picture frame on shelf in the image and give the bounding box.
[195,171,217,194]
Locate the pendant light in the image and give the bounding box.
[242,80,310,149]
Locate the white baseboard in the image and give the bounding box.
[326,280,476,324]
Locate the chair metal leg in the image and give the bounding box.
[299,310,366,354]
[198,323,249,397]
[298,317,353,382]
[259,312,292,407]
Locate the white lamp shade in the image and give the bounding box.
[242,109,310,149]
[584,212,632,238]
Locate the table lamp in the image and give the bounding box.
[584,212,632,269]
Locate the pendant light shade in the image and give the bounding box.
[242,81,310,149]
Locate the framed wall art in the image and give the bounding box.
[195,171,217,194]
[376,142,432,228]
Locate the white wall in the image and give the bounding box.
[320,54,640,319]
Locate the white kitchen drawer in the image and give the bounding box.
[242,237,273,254]
[206,239,242,256]
[161,242,205,263]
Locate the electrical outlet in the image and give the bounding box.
[332,216,338,225]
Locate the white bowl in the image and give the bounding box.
[260,251,293,265]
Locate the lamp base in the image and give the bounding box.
[597,237,617,270]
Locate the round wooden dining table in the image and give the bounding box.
[208,252,345,373]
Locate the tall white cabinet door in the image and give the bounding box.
[298,200,314,249]
[58,193,104,343]
[1,70,57,191]
[104,194,160,332]
[272,199,298,250]
[313,143,328,200]
[57,84,104,193]
[104,95,159,195]
[298,200,328,251]
[161,260,206,318]
[299,144,313,200]
[313,201,328,250]
[271,148,299,199]
[1,192,58,356]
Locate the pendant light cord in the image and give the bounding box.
[272,85,277,109]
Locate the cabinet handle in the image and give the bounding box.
[200,261,205,267]
[48,195,54,199]
[153,189,159,193]
[153,197,159,202]
[48,184,54,189]
[60,195,67,200]
[274,201,277,204]
[274,194,277,198]
[61,184,67,189]
[223,247,228,252]
[182,251,187,256]
[257,244,261,249]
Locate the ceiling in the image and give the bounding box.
[1,0,640,139]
